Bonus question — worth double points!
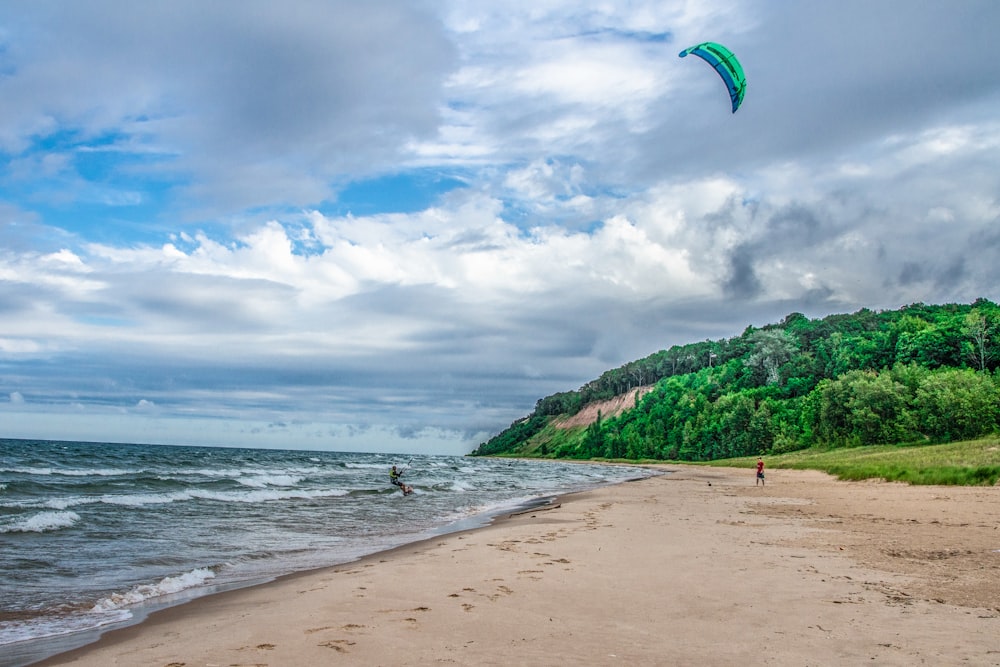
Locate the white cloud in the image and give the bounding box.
[0,1,998,452]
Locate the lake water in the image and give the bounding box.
[0,439,649,666]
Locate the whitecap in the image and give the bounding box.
[91,567,217,612]
[2,466,136,477]
[0,510,81,533]
[187,487,349,503]
[237,474,304,488]
[447,480,477,492]
[98,491,193,507]
[2,466,53,475]
[44,496,99,510]
[41,486,350,509]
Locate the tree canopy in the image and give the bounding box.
[472,300,1000,460]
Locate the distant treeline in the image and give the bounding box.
[472,300,1000,460]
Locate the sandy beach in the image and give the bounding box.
[33,465,1000,666]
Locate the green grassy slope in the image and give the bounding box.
[711,436,1000,485]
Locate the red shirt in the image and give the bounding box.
[756,460,764,474]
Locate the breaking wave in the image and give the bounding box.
[92,568,218,612]
[0,510,81,534]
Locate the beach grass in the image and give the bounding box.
[712,436,1000,485]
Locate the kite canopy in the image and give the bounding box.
[678,42,746,113]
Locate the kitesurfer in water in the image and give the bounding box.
[390,465,412,495]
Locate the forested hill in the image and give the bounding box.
[471,300,1000,461]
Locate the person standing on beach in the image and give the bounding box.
[755,457,765,486]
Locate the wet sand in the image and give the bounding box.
[34,465,1000,666]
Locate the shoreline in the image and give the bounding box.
[18,491,586,667]
[25,465,1000,665]
[6,488,580,667]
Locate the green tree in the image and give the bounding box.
[844,371,914,445]
[914,369,999,441]
[894,312,963,368]
[812,370,913,446]
[745,329,797,385]
[962,308,995,372]
[473,299,1000,461]
[580,411,605,458]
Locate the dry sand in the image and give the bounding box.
[35,466,1000,666]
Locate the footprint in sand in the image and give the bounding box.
[297,585,325,594]
[488,585,514,601]
[319,639,356,653]
[462,603,475,612]
[235,643,276,652]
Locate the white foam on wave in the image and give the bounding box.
[447,479,477,492]
[0,608,132,646]
[195,487,351,503]
[237,473,304,488]
[35,486,350,510]
[343,462,390,469]
[91,567,217,612]
[470,494,544,518]
[0,510,80,533]
[99,491,195,507]
[172,466,321,479]
[1,466,137,477]
[42,496,98,510]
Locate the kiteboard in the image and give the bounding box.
[393,459,414,496]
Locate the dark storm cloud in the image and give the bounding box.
[723,243,763,300]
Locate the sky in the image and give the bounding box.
[1,1,999,455]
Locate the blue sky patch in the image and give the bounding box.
[329,170,467,216]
